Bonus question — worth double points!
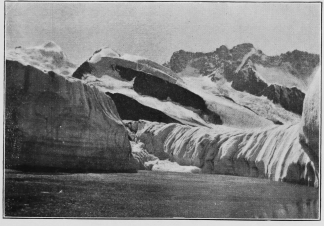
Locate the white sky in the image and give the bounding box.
[5,2,321,65]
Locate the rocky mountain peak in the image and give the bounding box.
[230,43,255,61]
[215,45,230,59]
[217,45,229,50]
[231,43,254,51]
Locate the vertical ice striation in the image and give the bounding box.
[135,120,318,186]
[5,60,137,172]
[300,68,320,170]
[131,66,321,187]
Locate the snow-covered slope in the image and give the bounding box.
[79,46,179,83]
[73,47,274,129]
[132,120,318,186]
[254,64,307,90]
[6,41,77,76]
[181,74,301,124]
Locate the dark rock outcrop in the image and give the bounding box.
[215,45,231,60]
[72,61,94,79]
[280,50,320,81]
[132,73,222,125]
[106,92,181,124]
[5,60,136,172]
[232,68,305,115]
[260,84,305,115]
[230,43,254,61]
[169,50,196,73]
[169,50,208,73]
[169,43,255,75]
[133,73,207,111]
[231,68,268,96]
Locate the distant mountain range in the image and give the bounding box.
[165,43,319,88]
[163,43,319,114]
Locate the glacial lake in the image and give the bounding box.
[5,169,319,219]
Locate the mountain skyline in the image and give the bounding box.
[6,2,321,65]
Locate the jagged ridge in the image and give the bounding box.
[167,43,316,115]
[106,92,181,124]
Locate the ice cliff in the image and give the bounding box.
[300,68,320,170]
[5,59,136,172]
[130,120,318,186]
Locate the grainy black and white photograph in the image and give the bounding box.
[3,0,321,220]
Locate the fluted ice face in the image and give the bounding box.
[300,68,320,168]
[135,121,318,186]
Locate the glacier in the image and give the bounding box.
[300,68,320,171]
[5,42,320,187]
[5,53,137,172]
[131,120,318,187]
[125,67,320,186]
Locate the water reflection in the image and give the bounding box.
[255,199,318,219]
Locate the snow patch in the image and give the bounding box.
[131,141,158,170]
[6,42,76,77]
[120,53,147,62]
[88,47,147,64]
[254,64,307,91]
[235,48,256,73]
[144,160,202,174]
[88,47,121,63]
[34,41,63,52]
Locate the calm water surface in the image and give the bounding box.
[5,170,319,219]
